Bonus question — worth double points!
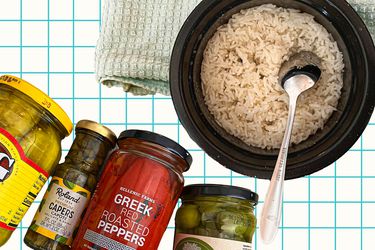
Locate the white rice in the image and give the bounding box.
[201,4,344,149]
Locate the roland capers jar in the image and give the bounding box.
[24,120,116,249]
[174,184,258,250]
[0,75,73,246]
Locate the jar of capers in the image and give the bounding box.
[24,120,117,250]
[174,184,258,250]
[0,75,73,247]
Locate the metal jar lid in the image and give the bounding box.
[181,184,259,205]
[76,120,117,146]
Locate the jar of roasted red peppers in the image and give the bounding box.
[72,130,192,250]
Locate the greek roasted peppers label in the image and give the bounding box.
[0,128,49,231]
[82,187,159,248]
[174,233,252,250]
[30,176,91,246]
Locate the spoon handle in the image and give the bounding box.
[260,97,297,244]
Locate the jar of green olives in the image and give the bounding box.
[0,75,73,246]
[174,184,258,250]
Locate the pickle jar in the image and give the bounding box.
[24,120,117,250]
[72,130,192,250]
[174,184,258,250]
[0,75,73,246]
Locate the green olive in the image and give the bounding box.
[216,211,248,227]
[176,204,201,230]
[199,203,223,222]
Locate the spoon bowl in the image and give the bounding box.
[283,74,318,98]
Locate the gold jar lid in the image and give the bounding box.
[76,120,117,146]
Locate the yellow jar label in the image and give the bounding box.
[30,176,91,246]
[0,128,49,231]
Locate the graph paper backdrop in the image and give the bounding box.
[0,0,374,249]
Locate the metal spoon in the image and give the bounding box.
[260,51,322,244]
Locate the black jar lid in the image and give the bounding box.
[181,184,258,205]
[118,130,193,169]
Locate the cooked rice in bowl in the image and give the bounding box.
[201,4,345,149]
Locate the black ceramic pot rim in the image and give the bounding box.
[170,0,375,180]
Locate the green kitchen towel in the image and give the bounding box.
[96,0,200,95]
[96,0,375,96]
[350,0,375,40]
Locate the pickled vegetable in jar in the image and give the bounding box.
[72,130,192,250]
[0,75,73,246]
[174,184,258,250]
[24,120,117,250]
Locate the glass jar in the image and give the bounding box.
[0,75,72,246]
[72,130,192,250]
[174,184,258,250]
[24,120,117,250]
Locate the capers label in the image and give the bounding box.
[30,177,91,246]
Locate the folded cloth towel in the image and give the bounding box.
[96,0,375,96]
[349,0,375,41]
[96,0,200,95]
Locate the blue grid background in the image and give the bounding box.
[0,0,375,249]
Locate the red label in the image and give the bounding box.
[72,151,182,249]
